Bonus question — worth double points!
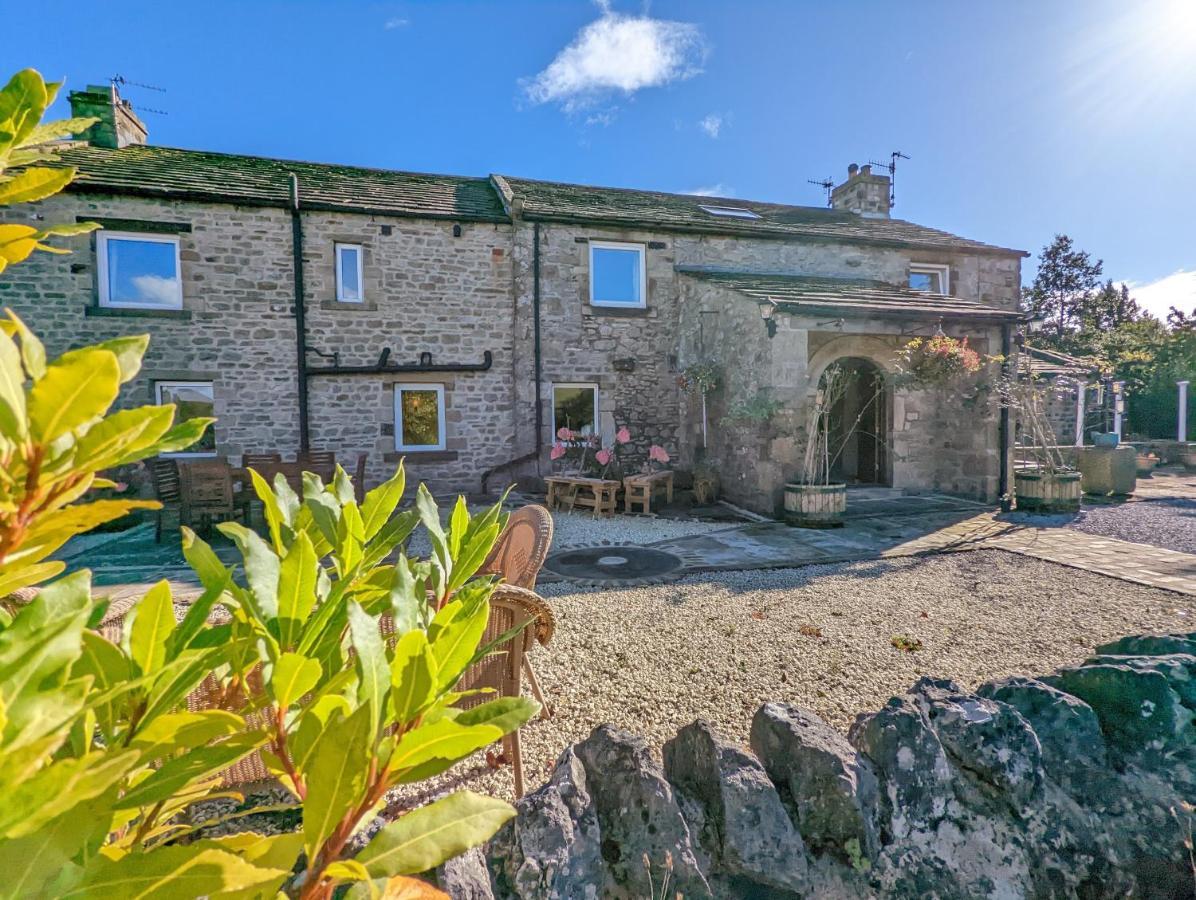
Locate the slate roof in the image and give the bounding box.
[500,176,1026,257]
[1024,345,1101,378]
[679,269,1024,322]
[54,144,510,222]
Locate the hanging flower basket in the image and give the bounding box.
[896,334,983,387]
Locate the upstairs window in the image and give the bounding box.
[909,264,949,295]
[552,383,599,438]
[335,243,364,302]
[97,232,182,309]
[394,383,446,451]
[698,205,761,220]
[154,381,216,457]
[589,241,645,308]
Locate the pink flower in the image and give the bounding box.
[556,427,573,441]
[648,445,670,464]
[550,442,566,460]
[615,426,631,444]
[113,481,129,493]
[595,448,612,466]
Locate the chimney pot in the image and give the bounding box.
[860,164,872,176]
[847,163,859,177]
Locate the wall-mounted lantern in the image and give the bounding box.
[759,300,777,338]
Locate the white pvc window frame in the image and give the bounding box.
[153,380,216,458]
[588,240,647,308]
[551,382,600,439]
[909,263,950,295]
[394,382,447,452]
[96,231,183,309]
[335,243,365,302]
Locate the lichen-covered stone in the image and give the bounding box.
[664,720,808,894]
[1096,632,1196,657]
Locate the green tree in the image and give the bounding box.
[1078,279,1141,333]
[1020,234,1104,344]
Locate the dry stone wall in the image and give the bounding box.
[460,631,1196,899]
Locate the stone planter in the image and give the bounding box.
[784,482,847,528]
[1014,469,1081,513]
[1136,455,1158,477]
[1077,446,1136,496]
[1182,447,1196,472]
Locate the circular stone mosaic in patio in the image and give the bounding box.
[543,543,686,586]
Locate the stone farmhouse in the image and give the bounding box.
[0,84,1028,515]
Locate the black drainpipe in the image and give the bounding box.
[998,322,1012,510]
[290,173,311,453]
[532,222,543,460]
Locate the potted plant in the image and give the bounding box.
[1136,451,1160,477]
[678,361,722,449]
[692,459,720,505]
[1004,368,1082,513]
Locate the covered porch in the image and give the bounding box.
[676,270,1024,516]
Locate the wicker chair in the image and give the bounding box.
[146,457,182,543]
[479,505,555,718]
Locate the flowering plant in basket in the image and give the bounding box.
[896,334,983,387]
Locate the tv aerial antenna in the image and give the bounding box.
[867,151,910,209]
[807,176,834,207]
[109,74,169,117]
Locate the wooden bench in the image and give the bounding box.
[623,470,674,515]
[545,475,621,517]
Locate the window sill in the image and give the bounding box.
[584,304,652,318]
[384,450,459,464]
[86,306,192,321]
[320,299,378,312]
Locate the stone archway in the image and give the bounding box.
[824,357,890,485]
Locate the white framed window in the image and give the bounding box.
[335,243,364,302]
[552,383,599,438]
[909,263,950,295]
[698,204,761,220]
[589,241,646,308]
[97,231,182,309]
[154,381,216,457]
[394,383,446,451]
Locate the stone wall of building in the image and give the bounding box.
[474,631,1196,900]
[0,194,517,496]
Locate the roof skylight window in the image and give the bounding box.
[698,204,761,220]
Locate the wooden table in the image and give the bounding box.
[545,475,621,517]
[623,470,674,515]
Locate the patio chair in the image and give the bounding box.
[178,460,246,534]
[146,457,182,543]
[478,505,555,718]
[297,449,337,482]
[242,452,282,469]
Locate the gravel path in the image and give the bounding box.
[424,549,1195,801]
[1066,498,1196,554]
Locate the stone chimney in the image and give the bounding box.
[830,163,890,218]
[68,82,147,149]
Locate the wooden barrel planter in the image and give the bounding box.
[1136,454,1158,477]
[1014,470,1081,513]
[784,482,847,528]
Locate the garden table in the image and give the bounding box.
[544,475,620,517]
[623,470,674,514]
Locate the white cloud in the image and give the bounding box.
[131,275,181,307]
[384,16,409,29]
[523,6,706,112]
[686,184,732,197]
[1125,269,1196,322]
[698,113,722,138]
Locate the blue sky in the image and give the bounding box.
[15,0,1196,318]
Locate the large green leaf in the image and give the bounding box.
[303,703,374,859]
[389,630,438,725]
[26,347,121,442]
[356,791,515,878]
[73,405,174,469]
[0,798,108,898]
[0,570,91,710]
[387,718,503,779]
[426,587,490,690]
[129,709,244,763]
[0,166,73,205]
[361,463,406,541]
[276,530,318,647]
[348,600,388,731]
[269,651,321,709]
[180,527,230,592]
[454,696,538,736]
[446,520,500,594]
[65,844,289,900]
[114,731,268,810]
[362,508,420,570]
[126,580,175,676]
[4,309,45,380]
[0,326,27,438]
[89,335,149,384]
[74,631,131,740]
[0,69,48,152]
[217,522,280,621]
[0,750,137,839]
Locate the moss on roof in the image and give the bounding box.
[680,269,1024,322]
[55,144,510,222]
[500,176,1026,257]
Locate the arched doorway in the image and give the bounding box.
[823,358,890,486]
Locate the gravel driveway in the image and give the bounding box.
[1067,497,1196,554]
[432,549,1195,800]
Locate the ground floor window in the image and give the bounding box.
[154,381,217,457]
[552,383,598,438]
[395,383,446,451]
